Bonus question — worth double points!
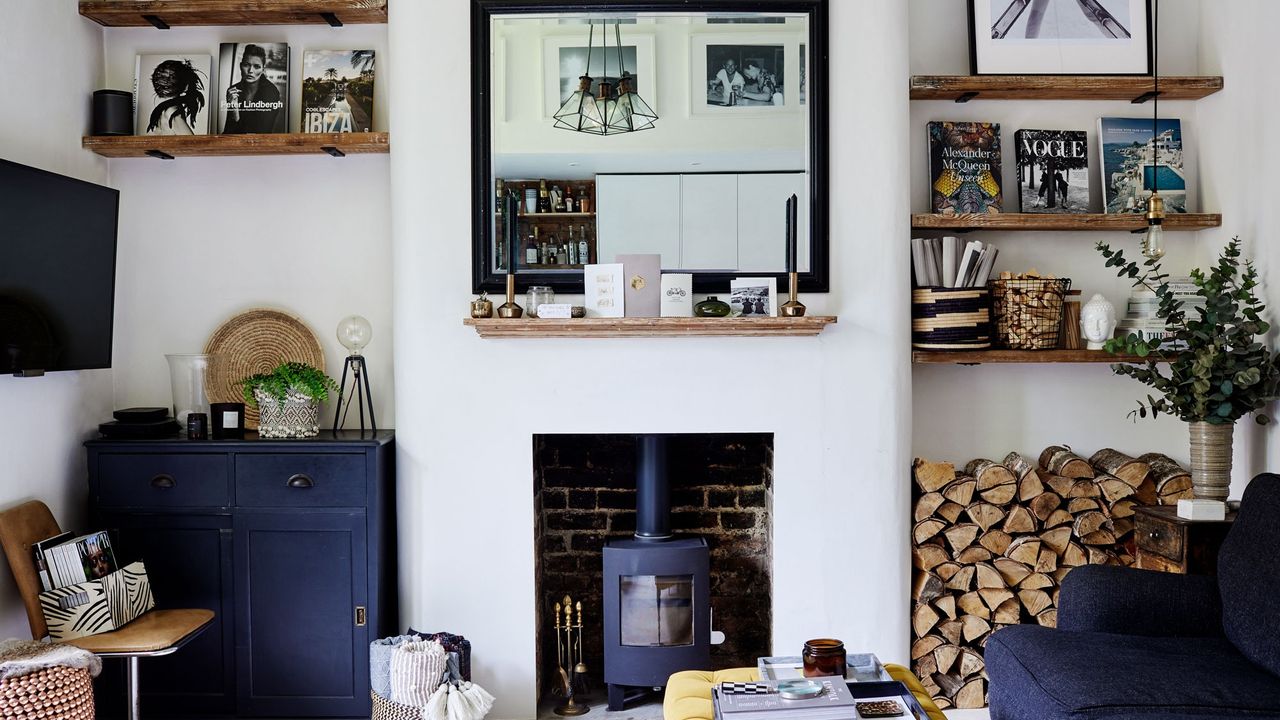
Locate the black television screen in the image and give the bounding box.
[0,159,119,374]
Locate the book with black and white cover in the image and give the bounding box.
[134,54,212,135]
[302,50,375,133]
[218,42,289,134]
[1014,129,1089,213]
[33,531,74,592]
[715,678,857,720]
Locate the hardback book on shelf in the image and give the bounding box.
[134,54,212,135]
[1014,130,1089,213]
[1099,117,1188,214]
[302,50,375,133]
[928,121,1002,215]
[218,42,289,134]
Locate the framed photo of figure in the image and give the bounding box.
[969,0,1152,75]
[690,32,804,115]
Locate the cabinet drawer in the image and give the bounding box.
[235,454,365,507]
[97,454,230,509]
[1136,512,1184,563]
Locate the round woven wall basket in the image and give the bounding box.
[204,309,325,430]
[0,665,95,720]
[371,691,420,720]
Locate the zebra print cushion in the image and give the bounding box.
[40,562,155,641]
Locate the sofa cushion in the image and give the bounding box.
[987,625,1280,719]
[1219,475,1280,679]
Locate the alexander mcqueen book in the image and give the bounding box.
[218,42,289,134]
[929,121,1002,214]
[134,54,212,135]
[302,50,375,133]
[1099,117,1187,214]
[1014,130,1089,213]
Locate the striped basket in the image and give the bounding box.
[371,691,420,720]
[0,665,95,720]
[911,288,992,350]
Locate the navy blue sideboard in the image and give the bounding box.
[86,431,396,718]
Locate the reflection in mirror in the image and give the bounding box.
[475,3,824,293]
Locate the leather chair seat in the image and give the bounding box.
[68,609,214,654]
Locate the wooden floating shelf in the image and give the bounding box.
[464,316,837,338]
[516,212,596,219]
[82,132,389,158]
[909,75,1224,103]
[913,349,1169,365]
[79,0,387,27]
[911,213,1222,233]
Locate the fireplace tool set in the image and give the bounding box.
[552,594,590,716]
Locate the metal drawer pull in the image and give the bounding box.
[287,474,315,489]
[150,474,176,489]
[1149,530,1161,540]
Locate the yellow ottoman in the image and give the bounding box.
[663,665,946,720]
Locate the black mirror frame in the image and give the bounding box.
[471,0,829,295]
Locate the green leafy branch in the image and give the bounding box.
[239,362,338,407]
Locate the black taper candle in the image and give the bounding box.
[507,191,519,275]
[786,194,798,274]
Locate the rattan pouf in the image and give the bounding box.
[0,665,94,720]
[371,690,420,720]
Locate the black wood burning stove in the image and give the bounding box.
[603,435,711,710]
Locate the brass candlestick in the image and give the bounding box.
[497,273,524,318]
[780,271,806,317]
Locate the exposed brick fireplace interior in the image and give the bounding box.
[533,433,773,699]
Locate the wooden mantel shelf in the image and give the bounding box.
[910,75,1223,103]
[911,213,1222,233]
[913,349,1170,365]
[464,316,837,338]
[79,0,387,27]
[82,132,390,158]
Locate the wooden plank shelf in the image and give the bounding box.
[464,316,837,338]
[911,213,1222,233]
[910,75,1224,103]
[913,349,1170,365]
[517,212,596,219]
[82,132,389,158]
[79,0,387,27]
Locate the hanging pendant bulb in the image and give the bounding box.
[1141,0,1164,260]
[1143,192,1166,259]
[553,75,604,134]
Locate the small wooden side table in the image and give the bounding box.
[1134,505,1237,575]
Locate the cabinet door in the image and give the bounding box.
[93,512,235,717]
[596,174,682,268]
[235,511,369,718]
[736,173,809,272]
[679,174,739,270]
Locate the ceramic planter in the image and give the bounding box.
[255,389,320,439]
[1188,421,1233,501]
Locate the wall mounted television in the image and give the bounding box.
[1,159,119,376]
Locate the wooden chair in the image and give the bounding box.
[0,500,213,720]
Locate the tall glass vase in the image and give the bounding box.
[1188,421,1233,501]
[166,353,212,425]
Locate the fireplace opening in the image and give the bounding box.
[533,433,773,711]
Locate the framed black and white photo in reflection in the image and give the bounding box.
[969,0,1152,75]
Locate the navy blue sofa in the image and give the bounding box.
[987,475,1280,719]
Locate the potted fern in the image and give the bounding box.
[240,362,338,439]
[1096,237,1280,501]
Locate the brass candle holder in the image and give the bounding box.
[552,594,589,716]
[497,273,524,319]
[780,271,806,317]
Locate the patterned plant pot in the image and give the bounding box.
[255,389,320,439]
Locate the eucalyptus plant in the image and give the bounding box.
[240,361,338,407]
[1096,237,1280,425]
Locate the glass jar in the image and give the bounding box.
[526,286,555,318]
[166,353,213,425]
[802,638,846,678]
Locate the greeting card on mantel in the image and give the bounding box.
[584,263,625,318]
[618,254,662,317]
[660,274,693,317]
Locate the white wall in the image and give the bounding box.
[101,24,394,426]
[909,0,1203,466]
[391,1,910,717]
[0,0,111,640]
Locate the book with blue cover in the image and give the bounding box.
[1099,117,1187,214]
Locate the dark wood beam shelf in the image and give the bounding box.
[909,75,1224,103]
[79,0,387,27]
[913,349,1170,365]
[82,132,390,158]
[911,213,1221,233]
[464,316,837,338]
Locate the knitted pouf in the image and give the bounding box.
[0,665,94,720]
[371,690,420,720]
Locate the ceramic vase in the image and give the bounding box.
[1188,421,1233,501]
[255,389,320,439]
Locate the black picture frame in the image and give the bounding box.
[968,0,1153,76]
[471,0,829,295]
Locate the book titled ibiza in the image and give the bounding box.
[302,50,375,133]
[1099,117,1187,214]
[1014,130,1089,213]
[928,121,1003,215]
[217,42,289,134]
[134,54,212,135]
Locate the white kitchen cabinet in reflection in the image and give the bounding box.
[679,174,738,271]
[596,175,682,269]
[737,173,809,272]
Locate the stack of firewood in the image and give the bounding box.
[911,447,1193,710]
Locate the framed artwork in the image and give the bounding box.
[729,277,778,317]
[542,33,656,119]
[969,0,1152,75]
[690,33,804,115]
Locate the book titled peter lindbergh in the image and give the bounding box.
[218,42,289,134]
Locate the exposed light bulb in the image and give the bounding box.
[1142,222,1165,260]
[336,315,372,355]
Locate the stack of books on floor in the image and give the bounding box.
[33,530,118,591]
[1116,277,1204,349]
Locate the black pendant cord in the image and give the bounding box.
[1152,0,1159,194]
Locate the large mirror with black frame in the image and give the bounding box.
[472,0,828,294]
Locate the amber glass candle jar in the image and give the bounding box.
[802,638,847,678]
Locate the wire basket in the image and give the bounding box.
[911,288,992,350]
[0,665,95,720]
[991,278,1072,350]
